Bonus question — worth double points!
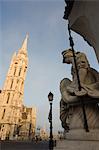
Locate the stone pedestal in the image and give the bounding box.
[67,103,99,130]
[59,99,99,149]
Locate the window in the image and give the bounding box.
[14,68,16,76]
[0,124,1,130]
[21,81,23,91]
[19,68,21,76]
[17,79,19,84]
[2,109,6,119]
[7,93,10,103]
[24,68,26,73]
[10,80,13,89]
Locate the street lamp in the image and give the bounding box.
[48,92,53,150]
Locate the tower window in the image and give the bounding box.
[17,79,19,84]
[14,67,16,76]
[7,93,10,103]
[10,80,13,89]
[21,81,24,92]
[0,124,1,130]
[24,68,26,73]
[24,66,27,71]
[2,109,6,119]
[19,68,21,76]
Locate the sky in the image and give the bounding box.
[0,0,99,134]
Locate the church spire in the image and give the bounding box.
[18,34,29,55]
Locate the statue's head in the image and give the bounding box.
[62,48,75,64]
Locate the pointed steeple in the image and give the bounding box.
[18,34,29,55]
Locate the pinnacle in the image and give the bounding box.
[18,34,29,55]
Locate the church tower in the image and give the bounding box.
[0,35,28,140]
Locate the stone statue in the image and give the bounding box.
[60,49,99,131]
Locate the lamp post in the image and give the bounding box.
[48,92,53,150]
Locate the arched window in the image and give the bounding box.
[17,79,19,84]
[14,67,16,76]
[19,68,21,76]
[2,109,6,119]
[21,81,24,91]
[24,68,26,73]
[0,124,1,130]
[10,80,13,89]
[7,93,10,103]
[24,66,27,72]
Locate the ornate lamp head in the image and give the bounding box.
[48,92,53,102]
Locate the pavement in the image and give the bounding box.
[54,139,99,150]
[0,140,50,150]
[1,140,99,150]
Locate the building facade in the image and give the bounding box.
[0,35,36,140]
[19,105,36,140]
[40,128,48,140]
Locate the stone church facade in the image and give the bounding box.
[0,35,36,140]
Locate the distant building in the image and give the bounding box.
[40,128,48,140]
[19,105,36,140]
[0,35,36,140]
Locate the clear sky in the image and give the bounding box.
[0,0,99,133]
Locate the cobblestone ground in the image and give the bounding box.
[54,140,99,150]
[1,140,98,150]
[0,141,49,150]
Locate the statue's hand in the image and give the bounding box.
[74,88,87,96]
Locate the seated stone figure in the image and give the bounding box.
[60,49,99,131]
